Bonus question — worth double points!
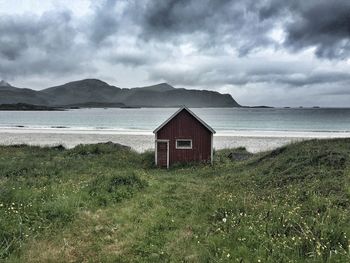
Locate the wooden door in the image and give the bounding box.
[157,141,168,168]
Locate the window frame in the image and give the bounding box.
[175,139,193,149]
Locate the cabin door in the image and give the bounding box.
[156,140,169,168]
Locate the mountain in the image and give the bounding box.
[0,79,240,108]
[132,83,175,92]
[123,88,236,107]
[41,79,124,106]
[0,80,48,105]
[0,80,12,88]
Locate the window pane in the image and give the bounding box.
[177,140,191,148]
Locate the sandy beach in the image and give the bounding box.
[1,128,350,153]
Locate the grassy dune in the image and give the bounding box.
[0,139,350,262]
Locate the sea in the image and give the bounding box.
[1,107,350,134]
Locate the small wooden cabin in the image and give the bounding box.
[153,107,216,168]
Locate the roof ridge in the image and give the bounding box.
[153,106,216,134]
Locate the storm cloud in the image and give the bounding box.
[0,11,75,59]
[0,0,350,106]
[138,0,350,59]
[265,0,350,59]
[0,9,93,79]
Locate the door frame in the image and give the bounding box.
[155,139,169,169]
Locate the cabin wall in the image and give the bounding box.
[156,110,212,165]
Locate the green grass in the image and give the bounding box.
[0,139,350,262]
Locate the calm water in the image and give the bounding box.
[1,108,350,133]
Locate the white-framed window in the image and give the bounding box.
[176,139,192,149]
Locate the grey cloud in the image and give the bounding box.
[87,0,120,45]
[258,1,287,20]
[138,0,350,59]
[322,88,350,96]
[0,49,94,79]
[0,39,25,61]
[0,17,34,60]
[0,10,93,79]
[284,0,350,59]
[108,51,151,67]
[0,11,76,59]
[280,72,350,87]
[139,0,274,55]
[259,0,350,59]
[149,59,350,89]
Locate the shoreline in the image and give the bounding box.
[1,127,350,137]
[1,128,349,153]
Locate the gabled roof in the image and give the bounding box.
[153,106,216,134]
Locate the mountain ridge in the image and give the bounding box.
[0,79,240,108]
[0,80,12,87]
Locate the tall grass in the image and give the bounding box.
[0,139,349,262]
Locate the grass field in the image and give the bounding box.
[0,139,350,262]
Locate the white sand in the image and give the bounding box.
[0,128,350,153]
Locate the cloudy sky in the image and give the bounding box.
[1,0,350,107]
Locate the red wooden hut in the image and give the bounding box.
[153,107,216,168]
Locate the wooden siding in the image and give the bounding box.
[156,109,212,166]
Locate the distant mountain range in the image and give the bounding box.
[0,79,240,108]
